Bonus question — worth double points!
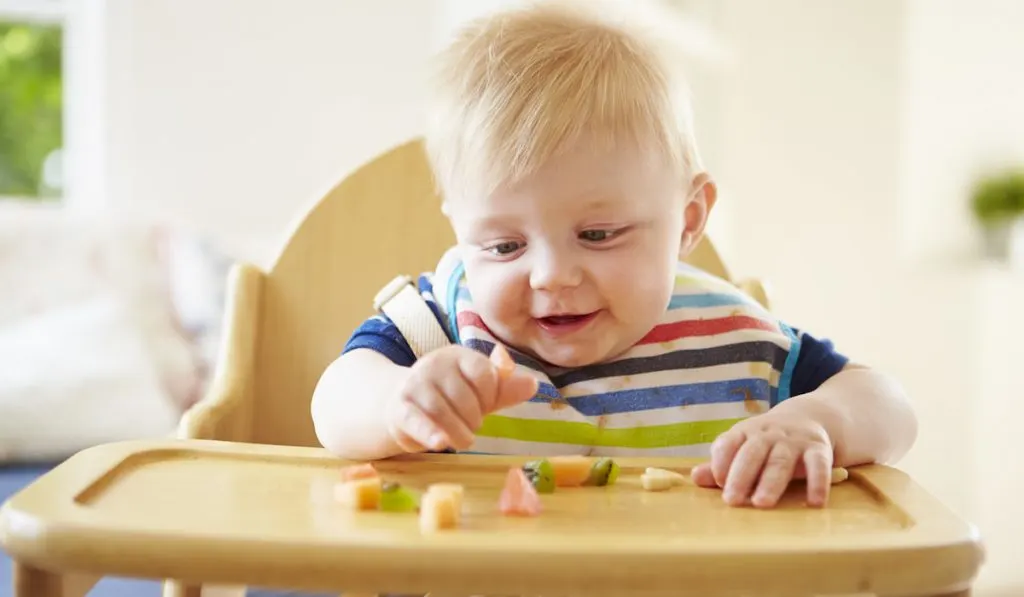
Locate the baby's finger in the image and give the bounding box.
[710,430,746,488]
[492,371,539,411]
[690,463,717,488]
[803,444,833,507]
[751,442,798,508]
[723,436,770,506]
[392,397,448,452]
[436,362,485,432]
[456,350,500,414]
[414,381,476,450]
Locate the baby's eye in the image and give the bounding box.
[579,229,614,242]
[487,240,522,256]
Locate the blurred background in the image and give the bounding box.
[1,0,1022,595]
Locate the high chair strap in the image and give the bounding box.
[373,275,452,359]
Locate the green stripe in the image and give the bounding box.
[477,415,743,448]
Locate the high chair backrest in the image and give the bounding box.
[244,138,753,448]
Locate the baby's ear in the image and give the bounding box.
[679,173,718,258]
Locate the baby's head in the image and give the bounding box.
[425,2,716,368]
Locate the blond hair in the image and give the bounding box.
[425,1,704,203]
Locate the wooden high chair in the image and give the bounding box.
[169,137,766,597]
[0,138,981,597]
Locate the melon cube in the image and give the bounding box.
[420,485,462,533]
[549,455,594,487]
[334,476,383,509]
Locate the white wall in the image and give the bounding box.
[97,0,436,266]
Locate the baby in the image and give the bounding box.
[312,2,917,509]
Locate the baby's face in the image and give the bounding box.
[446,140,703,368]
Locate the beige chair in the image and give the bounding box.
[170,137,769,597]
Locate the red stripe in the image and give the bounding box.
[638,315,777,344]
[457,311,493,335]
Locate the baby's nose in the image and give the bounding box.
[529,251,583,290]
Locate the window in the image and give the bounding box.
[0,0,64,201]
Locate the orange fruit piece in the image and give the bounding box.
[490,343,515,380]
[334,476,383,510]
[549,455,594,487]
[420,484,462,533]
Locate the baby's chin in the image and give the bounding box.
[523,342,617,369]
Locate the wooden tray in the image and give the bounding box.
[0,439,983,596]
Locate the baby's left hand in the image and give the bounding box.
[691,408,834,508]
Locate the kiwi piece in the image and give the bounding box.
[521,458,556,493]
[584,457,620,487]
[379,482,421,512]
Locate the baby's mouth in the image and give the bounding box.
[535,311,599,333]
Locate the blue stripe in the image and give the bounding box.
[525,378,776,416]
[445,262,466,344]
[668,292,753,309]
[775,322,801,405]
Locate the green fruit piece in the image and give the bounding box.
[585,457,620,487]
[379,482,420,512]
[521,459,556,493]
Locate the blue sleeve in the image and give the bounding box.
[341,275,449,367]
[787,327,849,396]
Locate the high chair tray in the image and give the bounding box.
[0,439,982,597]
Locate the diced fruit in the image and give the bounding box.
[334,476,383,509]
[420,485,461,533]
[521,459,556,493]
[426,483,465,513]
[584,457,620,487]
[640,468,680,492]
[379,482,421,513]
[830,467,849,484]
[499,467,543,517]
[549,455,594,487]
[339,463,379,482]
[490,344,515,379]
[644,467,687,487]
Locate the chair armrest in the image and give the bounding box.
[178,263,264,442]
[736,278,771,310]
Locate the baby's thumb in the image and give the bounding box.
[690,463,718,488]
[492,372,538,412]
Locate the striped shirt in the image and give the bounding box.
[344,253,848,457]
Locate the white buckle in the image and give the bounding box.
[373,275,414,312]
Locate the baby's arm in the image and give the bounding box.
[779,363,918,467]
[312,348,413,461]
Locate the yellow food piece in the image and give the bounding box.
[334,476,383,510]
[830,467,850,484]
[420,487,461,533]
[549,455,594,487]
[426,483,465,512]
[645,467,687,486]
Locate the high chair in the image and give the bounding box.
[169,137,769,597]
[0,139,981,597]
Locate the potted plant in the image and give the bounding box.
[971,169,1024,263]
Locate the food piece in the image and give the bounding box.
[426,483,465,513]
[645,467,687,487]
[830,467,850,484]
[420,486,461,533]
[499,467,543,516]
[584,457,621,487]
[640,468,681,492]
[549,455,594,487]
[379,482,421,513]
[490,344,515,379]
[521,458,556,493]
[334,476,383,509]
[338,462,379,482]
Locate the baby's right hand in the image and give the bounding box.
[386,344,538,453]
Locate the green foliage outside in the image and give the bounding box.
[0,20,62,199]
